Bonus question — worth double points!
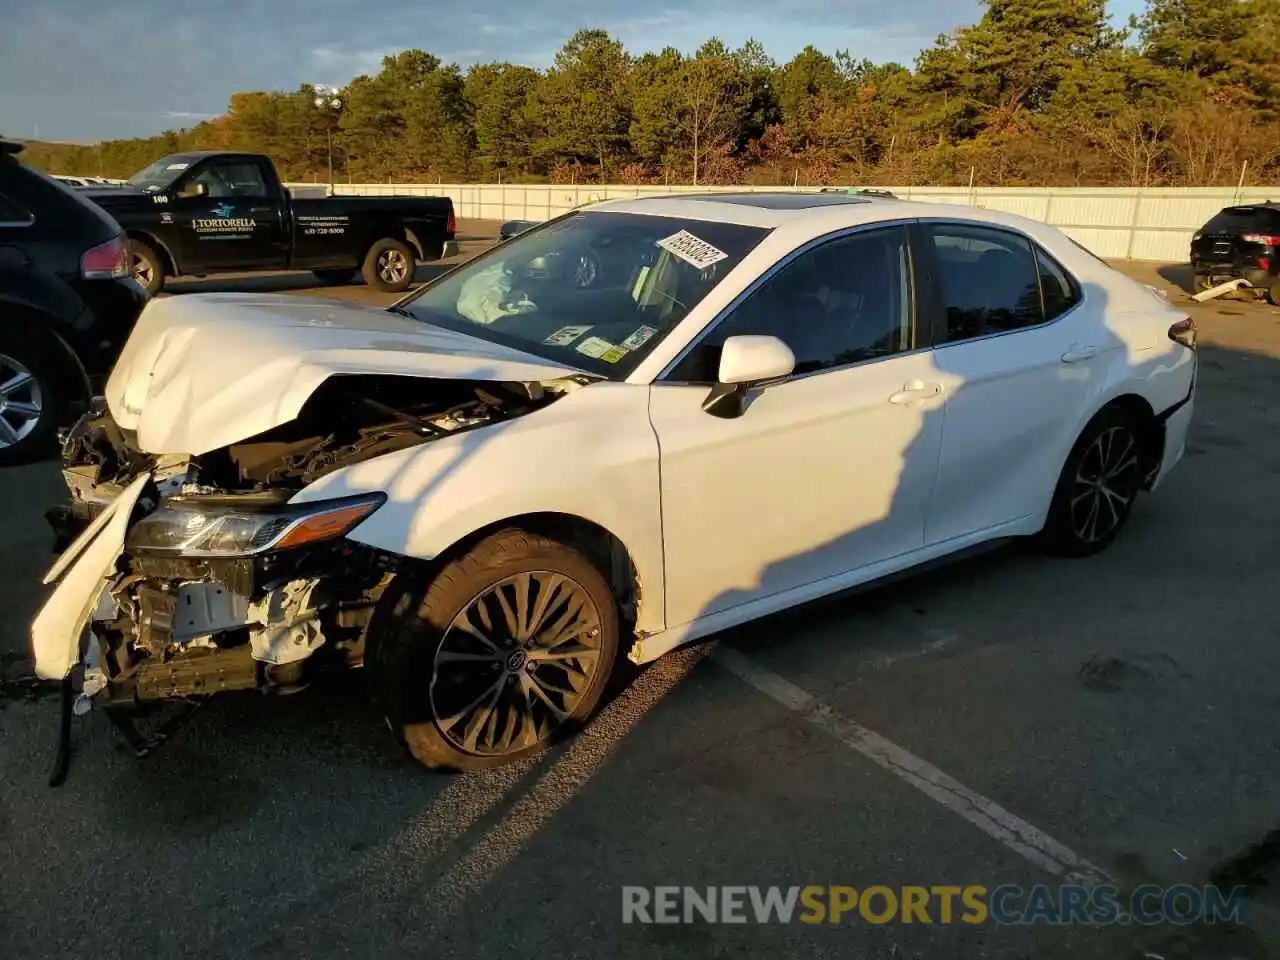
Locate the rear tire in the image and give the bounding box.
[312,268,357,286]
[1039,406,1145,558]
[0,333,67,467]
[361,238,416,293]
[375,530,621,771]
[129,239,166,296]
[1268,279,1280,306]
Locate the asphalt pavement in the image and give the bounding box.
[2,226,1279,959]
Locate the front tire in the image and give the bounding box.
[1040,406,1145,558]
[0,335,66,466]
[376,530,621,771]
[129,239,166,296]
[361,238,416,293]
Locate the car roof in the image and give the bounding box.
[588,192,1053,239]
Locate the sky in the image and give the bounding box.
[0,0,1149,144]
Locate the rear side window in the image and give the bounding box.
[1036,248,1080,321]
[927,225,1042,342]
[0,191,33,224]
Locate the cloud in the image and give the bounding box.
[0,0,983,141]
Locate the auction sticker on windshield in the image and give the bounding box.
[656,230,728,270]
[622,325,658,350]
[576,336,617,359]
[544,325,592,346]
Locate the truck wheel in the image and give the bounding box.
[1268,280,1280,306]
[312,268,357,286]
[374,529,622,771]
[129,239,166,296]
[362,238,416,293]
[0,332,66,467]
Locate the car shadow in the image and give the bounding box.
[1158,263,1195,294]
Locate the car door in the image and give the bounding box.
[169,157,286,273]
[647,224,947,628]
[917,221,1106,545]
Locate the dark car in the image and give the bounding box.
[0,138,148,465]
[1190,202,1280,303]
[499,219,539,242]
[88,151,457,295]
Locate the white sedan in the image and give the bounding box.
[33,193,1197,773]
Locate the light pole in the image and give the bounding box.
[311,84,343,193]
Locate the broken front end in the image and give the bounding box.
[35,375,566,770]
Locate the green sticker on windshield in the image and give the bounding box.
[575,336,615,359]
[599,346,628,363]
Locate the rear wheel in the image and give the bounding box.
[1268,279,1280,306]
[361,238,416,293]
[129,239,166,295]
[376,530,621,771]
[312,267,357,286]
[1040,406,1145,558]
[0,334,66,467]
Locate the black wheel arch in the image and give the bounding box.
[127,231,179,277]
[0,299,93,404]
[363,511,642,674]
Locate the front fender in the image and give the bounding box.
[289,383,667,634]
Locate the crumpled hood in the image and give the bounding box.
[105,293,586,454]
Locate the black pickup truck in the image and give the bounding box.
[87,151,457,295]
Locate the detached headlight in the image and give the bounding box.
[125,493,386,558]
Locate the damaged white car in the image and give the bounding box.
[32,193,1197,780]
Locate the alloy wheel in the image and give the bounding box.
[132,254,154,288]
[429,571,604,756]
[0,354,44,449]
[377,249,410,284]
[1070,425,1140,543]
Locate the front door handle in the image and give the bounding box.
[889,381,943,405]
[1061,344,1098,363]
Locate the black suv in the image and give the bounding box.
[0,138,148,465]
[1190,202,1280,303]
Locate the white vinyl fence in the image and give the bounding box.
[286,182,1280,262]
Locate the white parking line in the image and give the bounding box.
[712,646,1113,887]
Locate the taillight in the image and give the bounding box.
[1241,233,1280,246]
[446,211,456,235]
[1168,318,1196,349]
[81,235,129,279]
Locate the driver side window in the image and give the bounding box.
[190,160,269,199]
[666,226,914,384]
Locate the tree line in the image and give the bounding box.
[21,0,1280,188]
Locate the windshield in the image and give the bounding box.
[127,155,196,192]
[396,211,772,379]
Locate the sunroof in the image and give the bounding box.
[688,193,874,210]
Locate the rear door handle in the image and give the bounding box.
[888,381,943,405]
[1061,345,1097,363]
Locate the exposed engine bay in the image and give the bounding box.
[45,374,574,717]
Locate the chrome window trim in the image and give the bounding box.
[655,219,920,384]
[913,217,1086,350]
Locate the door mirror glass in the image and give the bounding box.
[702,335,795,419]
[717,335,795,384]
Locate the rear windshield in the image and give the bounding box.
[1203,206,1280,233]
[397,210,772,380]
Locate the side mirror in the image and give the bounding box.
[702,335,796,419]
[179,181,207,199]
